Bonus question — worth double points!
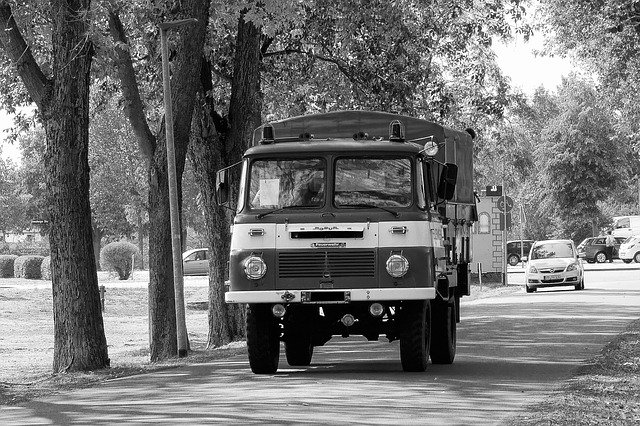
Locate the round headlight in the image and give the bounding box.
[243,256,267,280]
[386,254,409,278]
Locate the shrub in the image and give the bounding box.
[100,241,140,280]
[0,255,18,278]
[14,255,45,279]
[41,256,52,280]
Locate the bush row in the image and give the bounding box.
[0,242,50,257]
[0,241,140,281]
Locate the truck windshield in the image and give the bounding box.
[334,157,412,207]
[248,158,325,209]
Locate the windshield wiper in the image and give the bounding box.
[256,205,317,219]
[338,203,399,217]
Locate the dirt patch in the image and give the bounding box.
[507,318,640,425]
[0,273,229,405]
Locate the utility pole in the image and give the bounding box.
[159,18,197,357]
[502,176,507,286]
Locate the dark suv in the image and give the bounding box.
[507,240,534,266]
[580,236,626,263]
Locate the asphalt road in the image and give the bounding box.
[2,267,639,425]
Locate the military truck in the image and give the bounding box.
[216,110,476,373]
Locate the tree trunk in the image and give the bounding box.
[145,0,209,361]
[147,148,178,360]
[91,220,103,270]
[188,14,263,347]
[43,1,109,372]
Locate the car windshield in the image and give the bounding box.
[530,242,574,259]
[248,158,325,209]
[334,157,412,207]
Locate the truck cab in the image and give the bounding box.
[217,111,476,373]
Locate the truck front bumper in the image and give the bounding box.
[225,287,435,304]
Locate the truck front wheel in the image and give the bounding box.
[246,304,280,374]
[430,298,456,364]
[400,300,431,372]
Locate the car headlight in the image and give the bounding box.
[386,254,409,278]
[566,262,578,271]
[529,265,538,273]
[243,256,267,280]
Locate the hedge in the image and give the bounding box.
[100,241,140,280]
[0,255,18,278]
[41,256,52,280]
[14,255,45,279]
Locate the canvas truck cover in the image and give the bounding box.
[252,110,475,205]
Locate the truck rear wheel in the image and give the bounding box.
[400,300,430,372]
[430,299,456,364]
[285,338,314,366]
[246,304,280,374]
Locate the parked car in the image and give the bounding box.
[506,239,534,266]
[523,239,584,293]
[576,237,594,260]
[581,236,626,263]
[619,235,640,263]
[182,248,209,275]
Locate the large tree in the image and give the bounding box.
[540,0,640,213]
[107,0,209,360]
[0,0,109,371]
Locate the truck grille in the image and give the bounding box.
[278,250,376,278]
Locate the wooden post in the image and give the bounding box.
[99,285,105,311]
[159,18,197,358]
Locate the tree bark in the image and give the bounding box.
[0,0,110,372]
[188,13,263,347]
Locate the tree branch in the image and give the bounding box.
[0,1,51,110]
[200,58,227,134]
[263,47,368,96]
[107,8,155,160]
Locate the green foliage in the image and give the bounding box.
[483,74,637,243]
[256,0,527,126]
[89,100,148,240]
[15,126,49,232]
[41,255,51,280]
[0,154,30,233]
[0,254,18,278]
[540,0,640,169]
[13,255,44,279]
[100,241,140,280]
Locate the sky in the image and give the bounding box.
[0,109,21,164]
[0,35,577,165]
[492,33,577,95]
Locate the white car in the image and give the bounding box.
[618,236,640,263]
[523,239,584,293]
[182,248,209,275]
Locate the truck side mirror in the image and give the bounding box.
[215,169,229,205]
[437,163,458,201]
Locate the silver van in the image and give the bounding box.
[611,216,640,238]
